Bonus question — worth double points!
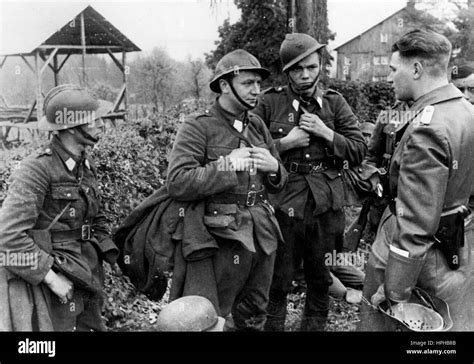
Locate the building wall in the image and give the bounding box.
[336,8,414,81]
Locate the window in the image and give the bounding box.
[372,76,388,82]
[381,56,389,65]
[380,33,388,43]
[344,56,351,66]
[343,65,350,75]
[373,56,380,65]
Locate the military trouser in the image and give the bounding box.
[265,197,345,331]
[358,209,474,331]
[49,241,106,332]
[211,238,276,331]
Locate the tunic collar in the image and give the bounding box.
[410,84,464,112]
[51,136,90,172]
[288,84,324,109]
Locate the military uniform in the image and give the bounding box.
[0,136,117,331]
[253,84,366,330]
[166,101,288,331]
[359,84,474,331]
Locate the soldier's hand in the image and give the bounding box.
[44,270,74,303]
[299,113,334,142]
[249,147,279,173]
[281,127,310,150]
[227,147,253,171]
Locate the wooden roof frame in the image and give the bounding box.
[0,5,141,123]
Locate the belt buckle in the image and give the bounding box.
[81,225,91,240]
[289,162,298,173]
[246,190,257,207]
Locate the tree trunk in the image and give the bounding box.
[294,0,330,44]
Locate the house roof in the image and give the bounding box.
[334,7,406,51]
[1,5,141,56]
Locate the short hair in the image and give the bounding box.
[392,29,452,77]
[451,63,474,80]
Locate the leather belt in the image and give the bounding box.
[285,161,332,174]
[210,188,267,207]
[50,225,93,243]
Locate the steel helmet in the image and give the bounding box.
[378,287,453,332]
[38,84,112,131]
[156,295,226,332]
[280,33,326,72]
[209,49,270,93]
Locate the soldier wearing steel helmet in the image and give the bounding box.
[253,33,367,331]
[0,84,119,331]
[166,49,288,331]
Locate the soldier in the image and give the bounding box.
[359,30,474,331]
[0,84,118,331]
[253,33,366,331]
[166,49,288,331]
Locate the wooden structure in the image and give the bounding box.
[0,5,140,145]
[334,1,416,82]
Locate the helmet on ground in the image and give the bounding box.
[38,84,112,131]
[156,295,226,332]
[209,49,270,93]
[280,33,326,72]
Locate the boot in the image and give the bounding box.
[264,294,288,331]
[300,310,328,331]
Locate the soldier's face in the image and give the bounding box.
[288,52,321,96]
[388,52,415,101]
[452,74,474,104]
[226,71,262,108]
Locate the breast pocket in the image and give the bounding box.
[50,183,82,221]
[269,121,294,139]
[205,146,233,162]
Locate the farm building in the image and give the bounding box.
[333,0,460,82]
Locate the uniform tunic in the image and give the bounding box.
[359,84,474,331]
[253,85,366,330]
[166,100,288,330]
[0,136,117,331]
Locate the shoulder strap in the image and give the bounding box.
[45,202,72,231]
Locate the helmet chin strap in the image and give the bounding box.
[76,125,99,143]
[228,79,255,110]
[288,72,319,95]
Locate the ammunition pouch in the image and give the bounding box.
[434,206,470,270]
[342,161,384,205]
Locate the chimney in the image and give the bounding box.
[406,0,416,10]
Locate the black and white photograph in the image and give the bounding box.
[0,0,474,360]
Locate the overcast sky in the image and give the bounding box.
[1,0,420,61]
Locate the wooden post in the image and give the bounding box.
[80,12,87,86]
[53,53,58,86]
[122,50,128,116]
[35,52,43,121]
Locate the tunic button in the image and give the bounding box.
[338,173,341,176]
[305,154,310,159]
[66,193,71,197]
[213,210,218,215]
[278,128,283,133]
[45,148,51,153]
